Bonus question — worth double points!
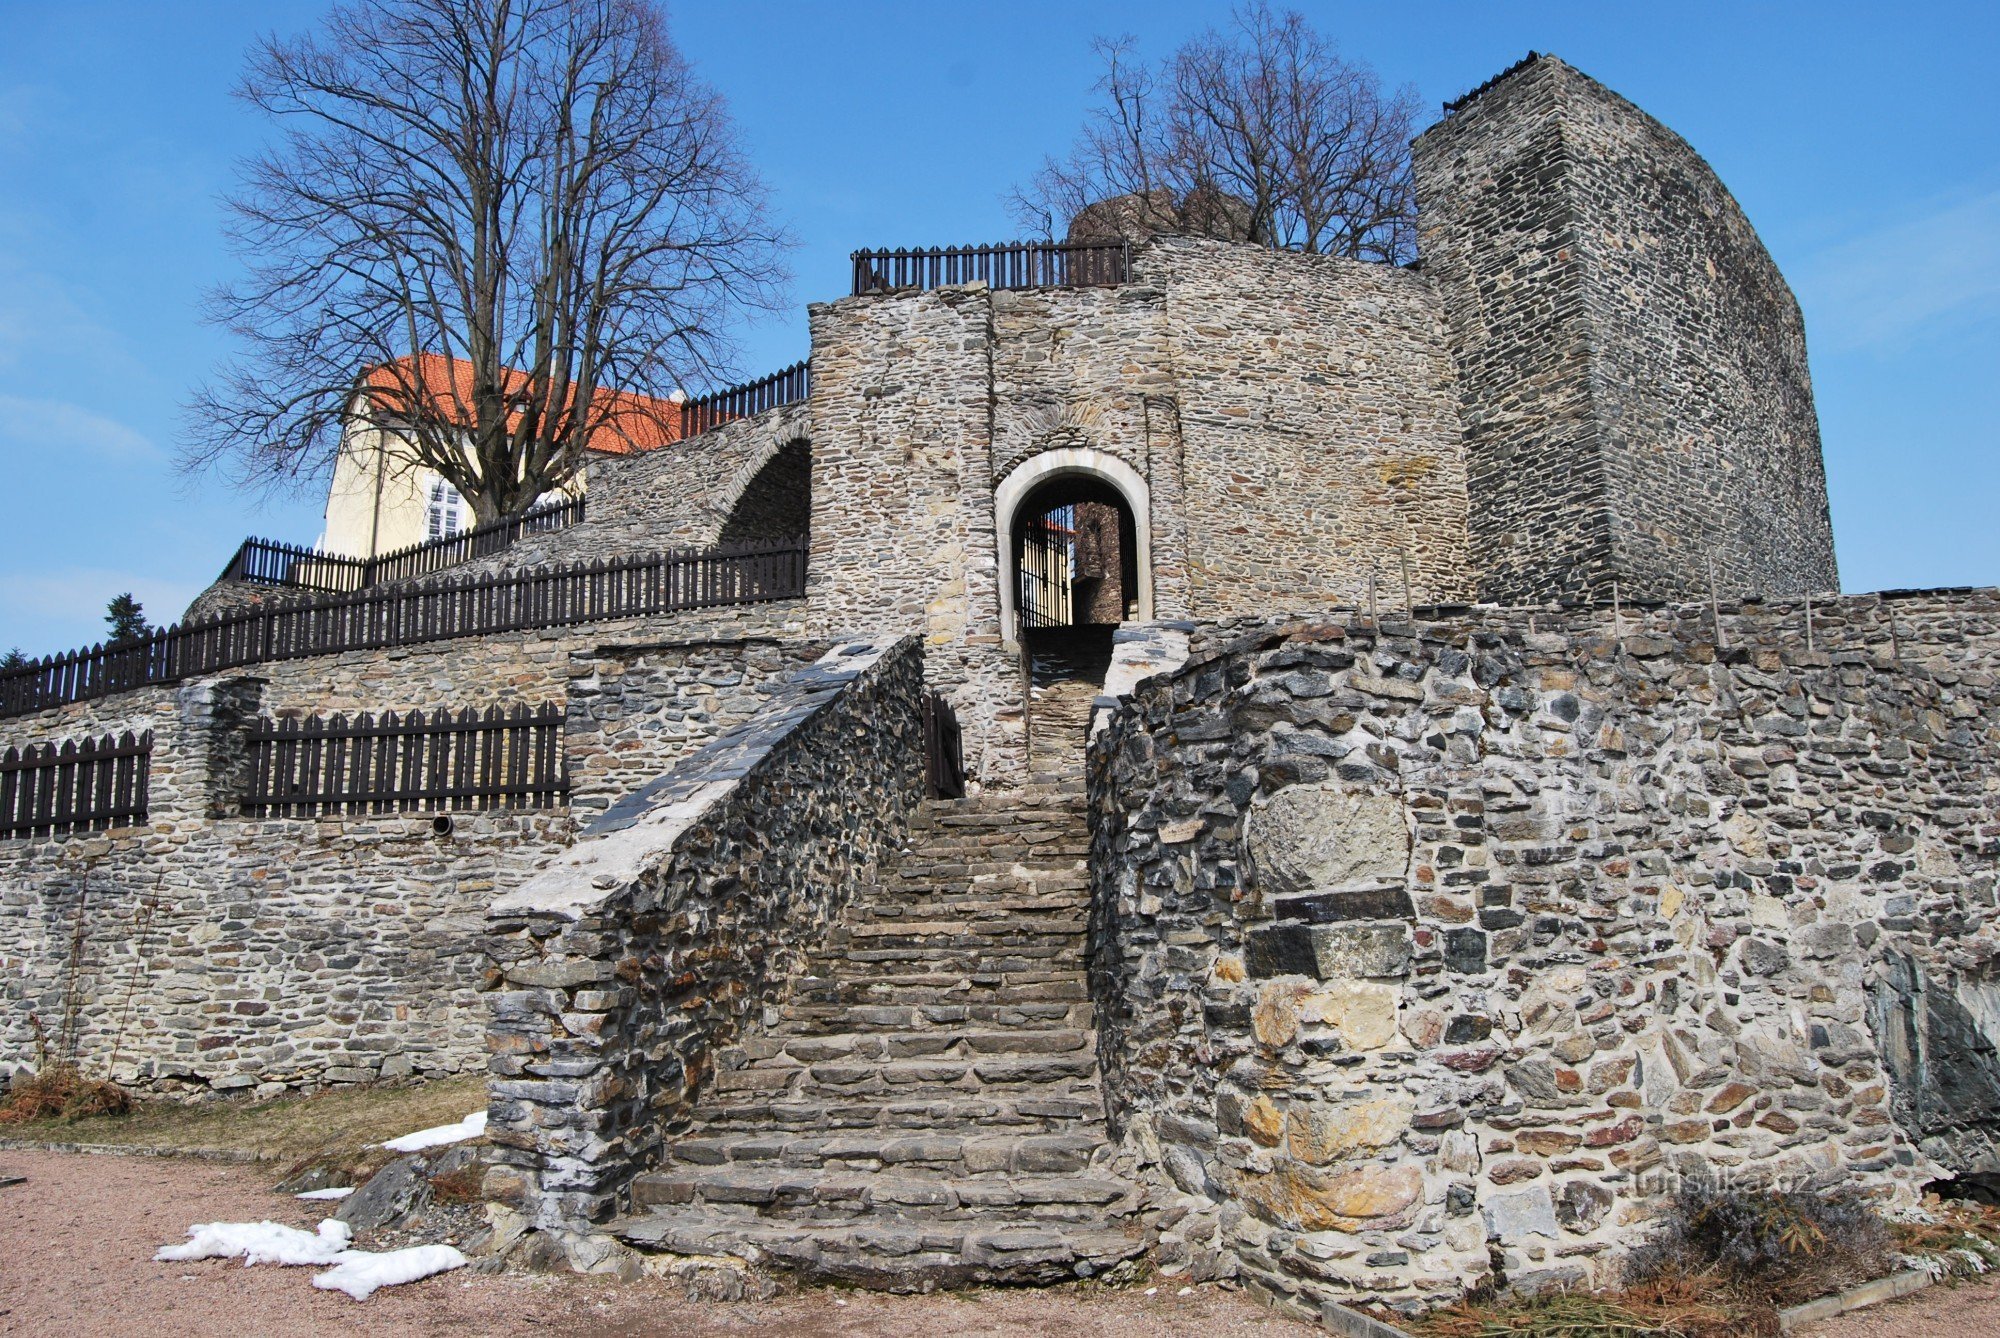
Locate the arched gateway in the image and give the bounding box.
[993,447,1152,645]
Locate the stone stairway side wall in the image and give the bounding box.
[483,633,925,1245]
[1087,591,2000,1321]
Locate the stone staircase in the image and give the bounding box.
[1027,625,1115,782]
[609,768,1150,1288]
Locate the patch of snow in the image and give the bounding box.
[295,1187,354,1201]
[156,1219,353,1266]
[312,1244,468,1301]
[381,1110,486,1152]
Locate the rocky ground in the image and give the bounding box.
[0,1149,1306,1337]
[5,1146,2000,1336]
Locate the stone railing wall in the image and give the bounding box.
[482,634,924,1238]
[1087,590,2000,1319]
[562,634,827,821]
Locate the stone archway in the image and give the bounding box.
[717,437,811,545]
[994,447,1152,646]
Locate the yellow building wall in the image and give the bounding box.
[317,418,587,560]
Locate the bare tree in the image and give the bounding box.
[1011,4,1419,264]
[187,0,790,524]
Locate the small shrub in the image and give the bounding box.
[1412,1282,1733,1337]
[1892,1195,2000,1279]
[0,1062,132,1124]
[1627,1179,1890,1313]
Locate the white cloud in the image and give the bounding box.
[1797,188,2000,352]
[0,394,156,460]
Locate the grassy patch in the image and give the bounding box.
[0,1074,485,1166]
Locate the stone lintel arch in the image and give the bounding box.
[994,446,1153,646]
[716,431,812,546]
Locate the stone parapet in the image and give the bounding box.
[482,634,924,1233]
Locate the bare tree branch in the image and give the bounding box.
[1009,4,1417,265]
[184,0,791,523]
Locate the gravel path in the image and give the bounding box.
[0,1150,1309,1337]
[1798,1273,2000,1338]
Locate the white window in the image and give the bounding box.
[427,478,468,541]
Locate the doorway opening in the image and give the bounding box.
[1006,469,1143,775]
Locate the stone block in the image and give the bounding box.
[1248,781,1411,896]
[1287,1096,1414,1164]
[1246,924,1412,981]
[1483,1184,1559,1244]
[1273,888,1417,923]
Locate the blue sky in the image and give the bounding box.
[0,1,1994,659]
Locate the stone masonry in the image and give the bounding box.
[0,48,1968,1321]
[1413,54,1837,604]
[1087,592,2000,1318]
[483,637,924,1232]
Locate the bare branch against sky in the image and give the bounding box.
[1011,3,1420,264]
[184,0,792,523]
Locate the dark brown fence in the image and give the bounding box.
[0,540,807,722]
[852,241,1132,295]
[222,496,586,595]
[681,360,810,435]
[0,730,151,840]
[244,703,567,818]
[921,692,965,801]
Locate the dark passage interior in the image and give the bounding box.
[1012,476,1136,774]
[718,439,812,545]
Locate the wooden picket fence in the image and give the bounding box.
[244,703,567,818]
[222,496,586,594]
[0,729,152,839]
[0,539,807,722]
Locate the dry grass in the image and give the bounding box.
[0,1064,132,1124]
[1893,1196,2000,1279]
[1410,1273,1737,1338]
[0,1074,484,1165]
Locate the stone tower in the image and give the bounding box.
[1414,54,1839,604]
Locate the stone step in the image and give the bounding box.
[630,1165,1142,1220]
[691,1090,1105,1133]
[830,915,1087,941]
[705,1052,1101,1100]
[781,980,1089,1017]
[660,1130,1106,1176]
[609,1205,1148,1289]
[727,1027,1093,1065]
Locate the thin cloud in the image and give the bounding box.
[0,566,203,657]
[0,394,156,460]
[1797,188,2000,352]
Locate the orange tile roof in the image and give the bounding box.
[358,352,685,455]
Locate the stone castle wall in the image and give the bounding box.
[1088,591,2000,1315]
[0,803,568,1096]
[804,238,1476,783]
[563,633,827,821]
[0,604,812,1094]
[1414,55,1837,605]
[1152,240,1473,614]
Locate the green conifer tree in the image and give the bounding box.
[104,593,151,645]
